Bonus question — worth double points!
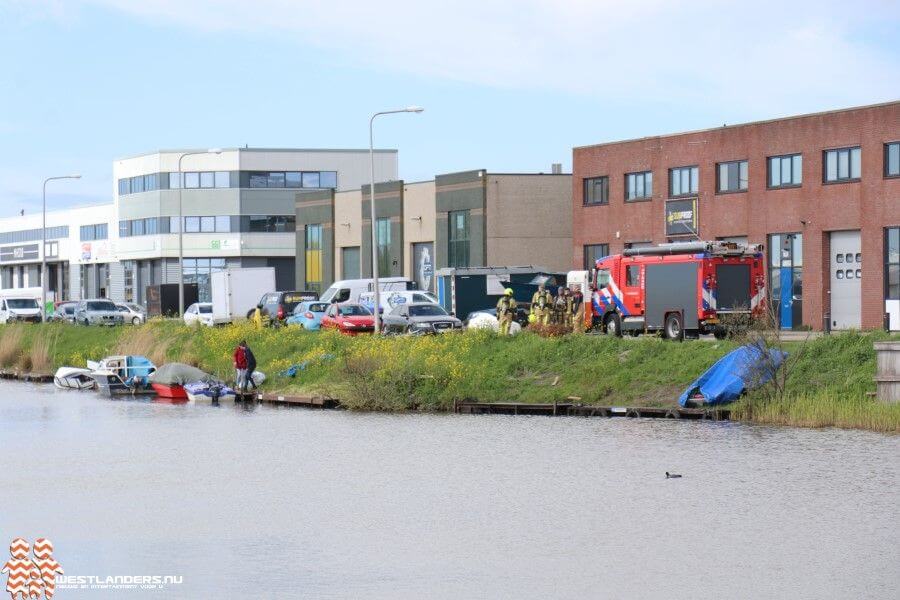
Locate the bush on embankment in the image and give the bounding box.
[0,321,897,431]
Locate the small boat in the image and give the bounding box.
[88,356,156,395]
[54,367,96,390]
[184,381,236,403]
[149,363,212,400]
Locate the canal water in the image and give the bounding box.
[0,381,897,599]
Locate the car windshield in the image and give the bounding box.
[126,304,143,312]
[87,301,117,311]
[116,305,130,312]
[339,305,371,316]
[308,303,327,313]
[409,305,448,317]
[413,293,438,303]
[7,299,38,309]
[198,305,213,314]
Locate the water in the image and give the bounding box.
[1,381,897,599]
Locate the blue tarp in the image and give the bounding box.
[678,341,787,407]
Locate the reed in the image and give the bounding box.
[731,392,900,433]
[28,329,55,372]
[0,324,26,367]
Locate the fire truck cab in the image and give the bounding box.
[586,241,766,339]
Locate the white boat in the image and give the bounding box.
[88,355,156,395]
[54,367,96,390]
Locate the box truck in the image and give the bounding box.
[211,267,276,324]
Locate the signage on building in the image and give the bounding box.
[665,198,699,237]
[80,240,110,261]
[1,244,39,263]
[210,240,239,250]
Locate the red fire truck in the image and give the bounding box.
[584,241,766,339]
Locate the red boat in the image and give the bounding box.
[150,382,188,399]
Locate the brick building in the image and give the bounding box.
[572,101,900,331]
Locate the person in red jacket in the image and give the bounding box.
[233,343,248,392]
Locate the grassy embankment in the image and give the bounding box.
[0,321,897,432]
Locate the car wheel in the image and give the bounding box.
[83,319,90,326]
[664,313,684,341]
[132,317,141,325]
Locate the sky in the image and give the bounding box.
[0,0,898,217]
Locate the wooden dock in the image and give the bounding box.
[235,392,341,409]
[454,400,730,421]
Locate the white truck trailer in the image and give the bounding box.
[211,267,276,324]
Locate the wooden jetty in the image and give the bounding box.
[453,400,730,421]
[234,391,340,409]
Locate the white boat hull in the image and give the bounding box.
[53,367,96,390]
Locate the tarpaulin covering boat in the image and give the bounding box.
[149,363,212,399]
[678,341,787,407]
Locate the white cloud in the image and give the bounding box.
[63,0,899,113]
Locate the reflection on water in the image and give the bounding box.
[1,382,898,599]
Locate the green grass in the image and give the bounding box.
[1,321,898,432]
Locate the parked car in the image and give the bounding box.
[116,302,146,325]
[382,302,463,334]
[184,302,214,327]
[0,297,42,323]
[50,301,78,323]
[358,290,439,314]
[75,299,124,326]
[285,301,330,330]
[465,309,523,334]
[250,290,319,326]
[320,303,375,335]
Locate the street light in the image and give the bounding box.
[177,149,222,316]
[41,174,80,322]
[369,106,424,333]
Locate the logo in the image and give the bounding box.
[12,247,24,259]
[2,538,63,599]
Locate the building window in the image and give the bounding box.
[79,223,108,241]
[144,218,157,235]
[717,160,748,193]
[241,215,296,233]
[215,171,230,188]
[341,247,360,280]
[169,173,181,189]
[824,147,861,183]
[670,166,699,197]
[887,228,900,300]
[768,154,802,188]
[118,178,130,195]
[305,224,323,293]
[885,142,900,178]
[199,172,215,188]
[625,171,652,201]
[448,210,470,268]
[375,218,392,275]
[185,217,200,233]
[200,216,215,233]
[769,233,803,330]
[215,216,230,233]
[286,172,302,188]
[583,176,609,205]
[131,176,144,194]
[583,243,609,270]
[183,258,226,302]
[320,172,337,188]
[302,172,321,188]
[184,172,200,189]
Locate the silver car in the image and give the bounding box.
[116,302,147,325]
[74,299,124,326]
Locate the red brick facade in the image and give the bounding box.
[572,102,900,330]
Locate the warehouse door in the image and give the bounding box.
[829,230,861,330]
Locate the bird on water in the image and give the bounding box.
[665,472,682,479]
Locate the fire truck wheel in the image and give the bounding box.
[713,327,728,340]
[604,313,622,337]
[664,313,684,341]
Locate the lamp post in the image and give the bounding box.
[177,149,222,316]
[41,174,80,322]
[369,106,423,333]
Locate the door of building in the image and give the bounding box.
[769,233,802,330]
[829,230,862,329]
[341,247,360,280]
[412,242,434,292]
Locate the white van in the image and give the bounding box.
[0,297,42,323]
[319,277,416,305]
[358,290,439,314]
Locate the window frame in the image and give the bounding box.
[823,146,861,184]
[583,176,609,206]
[624,171,653,202]
[767,153,803,189]
[447,209,471,268]
[885,142,900,179]
[886,228,900,301]
[669,165,699,198]
[583,243,609,270]
[715,159,749,194]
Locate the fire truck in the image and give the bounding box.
[573,241,766,339]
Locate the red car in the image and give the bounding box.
[321,303,375,335]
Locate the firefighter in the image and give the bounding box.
[530,284,552,326]
[553,286,567,325]
[571,288,584,333]
[562,287,575,329]
[496,288,517,335]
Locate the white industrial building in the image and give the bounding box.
[0,147,397,305]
